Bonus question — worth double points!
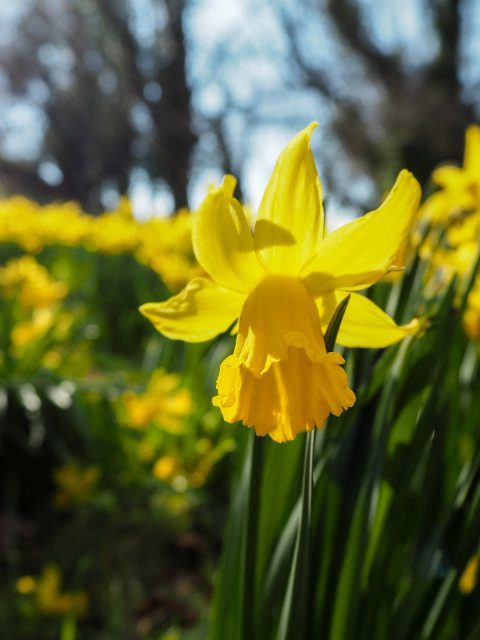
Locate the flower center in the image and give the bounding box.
[234,274,326,376]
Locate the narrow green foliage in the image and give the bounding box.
[324,294,351,351]
[211,243,480,640]
[276,430,315,640]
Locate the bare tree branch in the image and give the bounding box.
[325,0,404,91]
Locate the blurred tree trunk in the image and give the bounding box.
[155,0,197,210]
[277,0,477,194]
[0,0,197,213]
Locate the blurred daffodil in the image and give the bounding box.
[464,275,480,341]
[153,455,180,481]
[0,257,71,355]
[11,308,56,350]
[421,125,480,224]
[33,565,88,617]
[122,370,193,433]
[459,554,479,595]
[52,463,100,507]
[0,255,68,309]
[416,125,480,329]
[141,124,420,442]
[16,575,37,595]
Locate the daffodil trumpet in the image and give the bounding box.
[141,123,420,442]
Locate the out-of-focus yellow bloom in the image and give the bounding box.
[187,437,236,488]
[0,197,199,291]
[418,125,480,277]
[417,125,480,335]
[152,437,236,488]
[52,463,100,507]
[42,349,63,369]
[421,125,480,224]
[34,565,88,617]
[459,554,479,594]
[0,198,90,251]
[86,199,140,254]
[141,124,420,442]
[16,575,37,595]
[464,276,480,341]
[122,369,192,433]
[136,210,203,290]
[0,257,72,354]
[11,308,56,350]
[0,256,68,309]
[424,209,480,284]
[153,455,180,481]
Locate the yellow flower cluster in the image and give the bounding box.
[418,125,480,339]
[0,256,69,352]
[152,436,236,489]
[420,126,480,227]
[0,197,201,291]
[0,255,68,309]
[122,369,193,434]
[120,368,235,488]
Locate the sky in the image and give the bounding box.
[184,0,425,225]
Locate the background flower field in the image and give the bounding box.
[1,1,480,638]
[1,128,480,638]
[0,202,238,638]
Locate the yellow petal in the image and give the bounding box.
[301,170,421,293]
[419,191,453,223]
[464,125,480,179]
[193,176,265,292]
[213,348,355,443]
[316,291,419,348]
[431,165,465,189]
[253,123,325,275]
[139,277,245,342]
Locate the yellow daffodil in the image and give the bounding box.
[140,124,420,442]
[34,565,88,617]
[122,369,193,433]
[432,125,480,205]
[10,308,56,350]
[417,125,480,309]
[421,125,480,224]
[0,255,68,309]
[153,455,180,481]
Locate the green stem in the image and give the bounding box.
[277,429,315,640]
[60,614,77,640]
[242,431,263,640]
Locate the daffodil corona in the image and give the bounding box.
[140,124,420,442]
